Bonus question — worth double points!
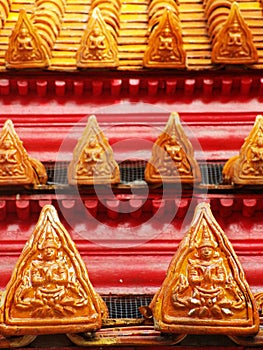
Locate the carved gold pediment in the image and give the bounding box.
[0,120,47,186]
[0,204,108,336]
[223,115,263,185]
[76,7,119,68]
[68,115,120,185]
[144,9,186,68]
[149,202,259,335]
[212,2,258,64]
[5,9,49,69]
[145,112,201,184]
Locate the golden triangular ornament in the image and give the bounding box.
[212,2,258,64]
[0,204,108,336]
[144,9,186,68]
[76,7,119,68]
[5,9,49,69]
[150,202,259,335]
[145,112,201,184]
[68,115,120,185]
[0,119,47,185]
[223,115,263,185]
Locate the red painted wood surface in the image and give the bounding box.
[0,70,262,347]
[0,194,262,295]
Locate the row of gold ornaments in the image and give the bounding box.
[4,1,260,70]
[0,202,260,341]
[0,113,262,186]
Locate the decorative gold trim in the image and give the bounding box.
[67,326,186,346]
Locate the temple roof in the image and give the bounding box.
[0,0,263,72]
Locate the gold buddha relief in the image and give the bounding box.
[68,115,120,185]
[145,112,201,184]
[5,9,49,69]
[0,204,108,336]
[0,119,47,186]
[144,8,186,68]
[223,115,263,185]
[149,202,259,335]
[212,2,258,64]
[76,7,119,68]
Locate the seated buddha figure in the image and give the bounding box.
[0,134,24,177]
[242,131,263,176]
[83,24,111,61]
[14,224,88,318]
[219,21,249,58]
[156,134,191,177]
[77,136,111,178]
[152,25,180,62]
[172,225,246,319]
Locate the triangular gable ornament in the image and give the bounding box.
[149,202,259,336]
[5,9,49,69]
[145,112,201,184]
[0,119,47,185]
[68,115,120,185]
[0,205,108,336]
[223,115,263,185]
[143,9,186,68]
[212,2,258,64]
[76,7,119,68]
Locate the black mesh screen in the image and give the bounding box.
[46,162,69,185]
[102,295,153,319]
[200,162,224,185]
[119,160,147,184]
[45,161,225,186]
